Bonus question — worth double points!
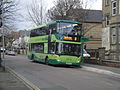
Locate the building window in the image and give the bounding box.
[112,1,117,16]
[105,15,110,26]
[111,27,117,44]
[105,0,110,6]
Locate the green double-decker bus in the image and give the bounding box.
[28,20,83,66]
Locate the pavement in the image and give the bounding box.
[0,63,120,90]
[82,64,120,78]
[0,66,30,90]
[83,64,120,74]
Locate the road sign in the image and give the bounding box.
[81,37,89,42]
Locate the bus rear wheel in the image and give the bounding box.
[45,57,49,65]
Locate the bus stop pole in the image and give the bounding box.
[81,40,84,64]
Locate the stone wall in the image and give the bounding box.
[84,22,102,49]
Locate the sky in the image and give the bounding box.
[16,0,102,30]
[91,0,102,10]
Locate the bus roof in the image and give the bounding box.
[31,20,81,30]
[31,24,47,30]
[47,20,81,25]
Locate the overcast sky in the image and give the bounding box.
[16,0,102,30]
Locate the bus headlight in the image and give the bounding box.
[57,59,60,62]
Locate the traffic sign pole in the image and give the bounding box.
[80,37,89,64]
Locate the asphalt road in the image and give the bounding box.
[4,55,120,90]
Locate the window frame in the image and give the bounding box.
[111,27,117,44]
[105,0,110,6]
[30,26,49,37]
[105,15,110,26]
[49,24,57,34]
[31,43,44,53]
[118,27,120,44]
[112,0,117,16]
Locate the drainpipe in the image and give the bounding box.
[116,25,119,61]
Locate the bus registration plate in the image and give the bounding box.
[66,63,72,65]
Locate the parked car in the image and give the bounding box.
[5,50,16,56]
[83,49,90,58]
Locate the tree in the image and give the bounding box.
[47,0,100,35]
[5,30,20,49]
[0,0,19,29]
[47,0,87,22]
[26,0,47,26]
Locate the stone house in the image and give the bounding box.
[83,10,102,49]
[102,0,120,60]
[12,30,30,54]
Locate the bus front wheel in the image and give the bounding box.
[31,54,34,61]
[45,57,49,65]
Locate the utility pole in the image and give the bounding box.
[1,0,5,59]
[0,0,5,71]
[116,25,119,61]
[0,36,2,67]
[0,0,2,67]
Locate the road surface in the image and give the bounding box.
[4,55,120,90]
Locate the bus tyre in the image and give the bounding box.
[45,57,49,65]
[31,55,34,61]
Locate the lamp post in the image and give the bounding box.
[81,37,84,65]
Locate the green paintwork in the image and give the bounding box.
[55,20,80,24]
[28,34,82,66]
[28,34,81,44]
[28,20,82,66]
[47,20,80,26]
[48,55,81,65]
[81,37,89,42]
[29,35,48,43]
[28,51,81,66]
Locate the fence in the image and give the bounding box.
[85,48,120,67]
[84,49,99,64]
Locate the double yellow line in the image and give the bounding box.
[6,66,41,90]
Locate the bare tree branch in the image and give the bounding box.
[47,0,100,36]
[47,0,86,22]
[0,0,20,30]
[26,0,47,26]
